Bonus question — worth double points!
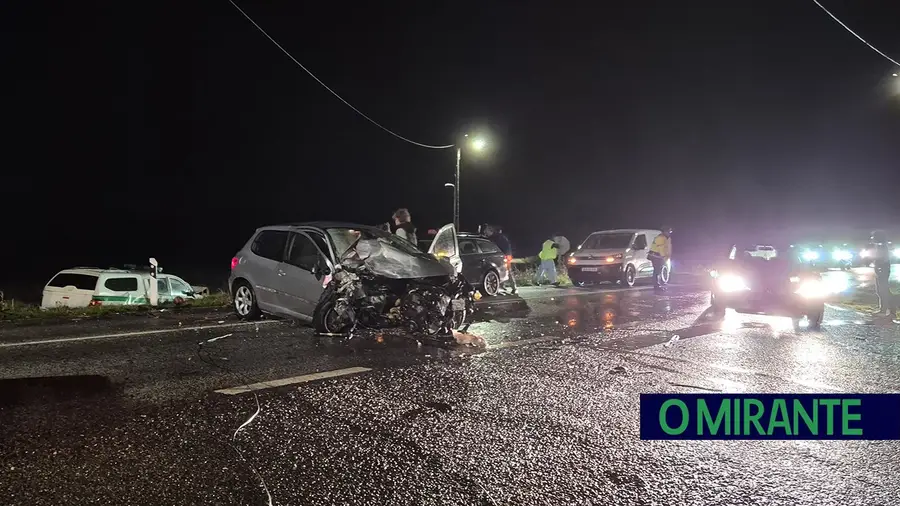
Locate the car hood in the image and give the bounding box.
[342,238,453,279]
[574,248,627,258]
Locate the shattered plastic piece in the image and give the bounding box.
[375,334,384,343]
[217,320,225,324]
[609,366,627,374]
[204,333,233,344]
[665,334,680,347]
[452,329,486,347]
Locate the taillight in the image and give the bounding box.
[505,255,512,265]
[89,299,102,306]
[231,257,239,270]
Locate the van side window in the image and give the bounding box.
[157,278,170,295]
[47,273,99,290]
[633,235,648,250]
[251,230,289,261]
[286,233,320,271]
[104,277,138,292]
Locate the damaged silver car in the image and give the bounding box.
[229,222,476,337]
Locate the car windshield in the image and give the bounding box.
[582,232,633,249]
[326,227,424,257]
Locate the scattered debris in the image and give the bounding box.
[452,329,486,347]
[609,365,627,375]
[665,334,681,347]
[203,333,232,344]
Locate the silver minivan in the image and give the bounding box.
[566,229,669,287]
[228,222,461,321]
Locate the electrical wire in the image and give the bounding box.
[227,0,455,150]
[812,0,900,68]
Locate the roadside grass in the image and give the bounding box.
[835,280,900,319]
[0,290,231,323]
[510,261,573,287]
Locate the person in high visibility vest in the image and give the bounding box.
[648,226,672,291]
[534,236,560,286]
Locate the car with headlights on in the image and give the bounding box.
[567,229,667,287]
[710,244,827,331]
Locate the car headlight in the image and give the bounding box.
[894,248,900,258]
[801,250,819,261]
[832,249,852,261]
[718,274,748,292]
[860,249,871,259]
[796,279,827,298]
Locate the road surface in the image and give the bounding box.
[1,273,898,505]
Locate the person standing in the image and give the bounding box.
[485,225,517,294]
[648,226,673,292]
[869,230,895,317]
[534,236,560,286]
[391,208,418,247]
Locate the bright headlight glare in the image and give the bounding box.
[801,250,819,261]
[796,279,827,298]
[894,248,900,258]
[832,249,852,261]
[718,274,748,292]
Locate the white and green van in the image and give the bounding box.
[41,268,203,309]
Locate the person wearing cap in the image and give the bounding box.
[869,230,895,317]
[648,226,673,292]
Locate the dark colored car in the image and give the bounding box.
[710,244,827,331]
[420,233,510,296]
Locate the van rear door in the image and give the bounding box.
[42,271,100,308]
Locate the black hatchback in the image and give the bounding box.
[420,233,511,296]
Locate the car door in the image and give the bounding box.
[428,224,462,275]
[247,229,290,309]
[631,233,653,277]
[458,239,482,281]
[274,231,333,319]
[167,276,195,301]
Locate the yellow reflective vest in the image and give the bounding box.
[539,240,558,261]
[649,234,671,258]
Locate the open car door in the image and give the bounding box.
[428,224,462,275]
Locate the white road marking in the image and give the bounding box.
[0,320,282,348]
[214,367,372,395]
[488,335,563,350]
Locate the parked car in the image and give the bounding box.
[41,267,200,309]
[420,233,511,297]
[228,221,470,322]
[709,244,827,331]
[566,229,668,287]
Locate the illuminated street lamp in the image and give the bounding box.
[453,134,489,231]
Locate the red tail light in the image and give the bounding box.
[505,255,512,265]
[89,299,102,306]
[231,257,239,270]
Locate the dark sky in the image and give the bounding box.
[4,0,899,284]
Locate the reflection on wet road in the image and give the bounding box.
[1,274,899,505]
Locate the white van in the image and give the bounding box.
[41,268,200,309]
[566,229,669,287]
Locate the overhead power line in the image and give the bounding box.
[812,0,900,68]
[227,0,454,150]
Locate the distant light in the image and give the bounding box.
[894,73,899,77]
[802,250,820,262]
[444,182,454,187]
[832,249,852,261]
[471,137,487,151]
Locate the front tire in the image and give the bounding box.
[232,281,261,320]
[622,265,636,287]
[659,263,670,285]
[312,284,352,334]
[481,269,501,297]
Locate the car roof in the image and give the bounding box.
[586,229,660,235]
[268,221,380,230]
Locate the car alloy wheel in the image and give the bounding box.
[624,265,636,287]
[482,270,500,297]
[234,285,254,316]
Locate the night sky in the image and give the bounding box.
[4,1,899,288]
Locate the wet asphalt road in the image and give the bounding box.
[1,273,899,505]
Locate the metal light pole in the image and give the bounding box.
[454,147,461,231]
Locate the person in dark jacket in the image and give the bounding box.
[391,208,418,247]
[869,230,895,316]
[485,225,516,294]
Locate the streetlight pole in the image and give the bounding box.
[454,147,461,232]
